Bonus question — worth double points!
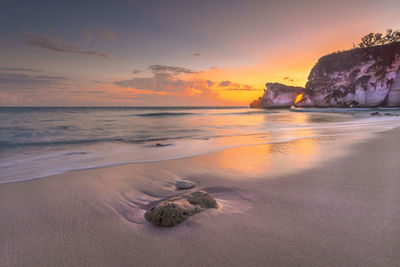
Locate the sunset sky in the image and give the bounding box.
[1,0,399,106]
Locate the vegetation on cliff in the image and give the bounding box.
[353,29,400,48]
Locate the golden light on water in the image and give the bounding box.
[294,93,304,104]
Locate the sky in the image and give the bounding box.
[0,0,399,106]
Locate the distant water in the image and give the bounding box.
[1,106,400,183]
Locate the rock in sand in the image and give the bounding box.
[144,190,218,227]
[175,180,196,190]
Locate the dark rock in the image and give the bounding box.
[175,180,196,190]
[250,97,263,108]
[156,143,171,147]
[371,112,381,116]
[144,190,218,227]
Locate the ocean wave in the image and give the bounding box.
[0,138,123,148]
[220,110,280,115]
[0,136,195,148]
[290,107,400,113]
[135,112,199,117]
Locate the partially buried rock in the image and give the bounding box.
[156,143,171,147]
[144,190,218,227]
[175,180,196,190]
[371,111,381,116]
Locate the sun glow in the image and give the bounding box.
[294,93,304,104]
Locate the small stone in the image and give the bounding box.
[156,143,171,147]
[144,190,218,227]
[175,180,196,190]
[371,112,380,116]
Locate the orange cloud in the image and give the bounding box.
[111,64,262,105]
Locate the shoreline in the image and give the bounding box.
[1,128,400,266]
[2,107,400,185]
[0,134,352,185]
[0,122,391,185]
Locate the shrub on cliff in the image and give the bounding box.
[310,42,400,75]
[353,29,400,48]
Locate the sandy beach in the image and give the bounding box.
[1,129,400,266]
[2,1,400,266]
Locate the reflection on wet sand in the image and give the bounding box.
[190,134,322,178]
[183,114,324,178]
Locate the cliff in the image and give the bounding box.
[250,83,304,108]
[298,42,400,107]
[250,42,400,108]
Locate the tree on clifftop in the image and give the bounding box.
[353,29,400,48]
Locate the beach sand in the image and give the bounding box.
[1,129,400,266]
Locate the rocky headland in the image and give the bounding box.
[250,83,304,108]
[251,42,400,108]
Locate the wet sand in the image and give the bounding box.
[1,129,400,266]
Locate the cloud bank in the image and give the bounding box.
[149,65,200,75]
[113,64,260,102]
[0,72,68,88]
[0,67,42,73]
[0,64,260,106]
[24,32,110,58]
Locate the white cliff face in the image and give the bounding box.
[253,83,304,108]
[386,69,400,106]
[297,42,400,107]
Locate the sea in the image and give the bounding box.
[1,106,400,184]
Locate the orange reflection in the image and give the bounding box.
[294,93,303,104]
[190,135,319,178]
[207,144,272,177]
[185,111,321,178]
